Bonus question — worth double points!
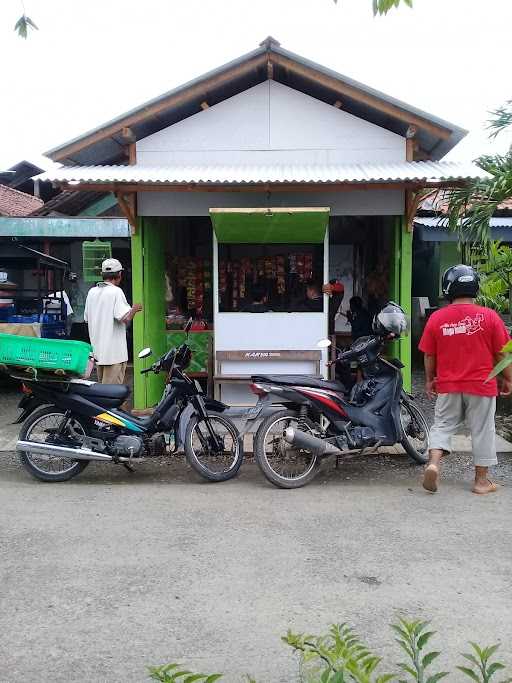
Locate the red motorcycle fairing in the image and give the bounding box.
[293,386,348,418]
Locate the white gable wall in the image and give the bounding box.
[137,80,405,216]
[136,80,405,166]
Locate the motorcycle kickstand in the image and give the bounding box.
[123,462,136,473]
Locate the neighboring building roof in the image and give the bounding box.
[39,160,487,188]
[0,185,44,216]
[30,190,108,216]
[1,160,44,187]
[415,216,512,229]
[414,216,512,242]
[45,37,466,166]
[420,191,512,214]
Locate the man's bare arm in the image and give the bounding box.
[424,353,437,398]
[122,303,143,324]
[494,352,512,396]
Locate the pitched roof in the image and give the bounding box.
[45,37,466,166]
[0,185,44,216]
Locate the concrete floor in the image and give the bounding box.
[1,449,512,682]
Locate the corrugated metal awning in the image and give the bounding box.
[40,160,488,187]
[0,217,130,238]
[414,216,512,243]
[414,217,512,229]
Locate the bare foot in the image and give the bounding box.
[472,479,498,495]
[423,464,439,493]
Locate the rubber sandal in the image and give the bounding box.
[423,464,439,493]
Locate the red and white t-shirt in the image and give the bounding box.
[419,303,510,396]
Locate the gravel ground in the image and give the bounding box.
[2,371,512,486]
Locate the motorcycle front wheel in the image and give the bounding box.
[253,410,320,489]
[18,406,90,482]
[399,397,430,464]
[184,413,243,482]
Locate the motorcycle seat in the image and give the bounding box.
[69,382,130,408]
[252,374,345,393]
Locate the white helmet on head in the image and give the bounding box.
[101,258,123,275]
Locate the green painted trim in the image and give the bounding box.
[132,217,167,408]
[399,216,413,392]
[131,219,145,409]
[388,217,401,361]
[143,218,167,406]
[0,216,129,238]
[79,193,118,217]
[210,209,329,243]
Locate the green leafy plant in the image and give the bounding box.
[457,643,512,683]
[476,276,508,314]
[392,619,448,683]
[284,623,395,682]
[148,663,222,682]
[149,619,511,682]
[488,340,512,380]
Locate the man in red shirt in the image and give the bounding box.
[419,264,512,495]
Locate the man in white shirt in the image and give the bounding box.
[84,258,142,384]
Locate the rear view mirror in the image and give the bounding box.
[138,348,152,359]
[317,338,332,348]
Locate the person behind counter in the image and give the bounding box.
[241,284,271,313]
[344,296,373,342]
[323,279,345,336]
[302,280,345,336]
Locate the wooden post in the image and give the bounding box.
[406,124,417,162]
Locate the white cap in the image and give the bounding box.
[101,258,123,274]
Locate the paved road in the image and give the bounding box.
[1,450,512,682]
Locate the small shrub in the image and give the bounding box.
[149,618,511,682]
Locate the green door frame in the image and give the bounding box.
[132,217,167,409]
[390,215,412,391]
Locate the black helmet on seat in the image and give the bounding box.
[442,264,479,301]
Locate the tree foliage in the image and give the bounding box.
[14,13,38,38]
[333,0,413,14]
[447,102,512,246]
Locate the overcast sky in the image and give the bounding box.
[1,0,511,171]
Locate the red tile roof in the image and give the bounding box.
[0,185,44,216]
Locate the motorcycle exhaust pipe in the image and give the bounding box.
[16,440,113,462]
[284,427,341,458]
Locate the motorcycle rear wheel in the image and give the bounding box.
[254,410,320,489]
[18,406,90,482]
[399,397,430,464]
[185,413,243,482]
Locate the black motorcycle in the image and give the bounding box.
[250,334,429,488]
[14,323,243,483]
